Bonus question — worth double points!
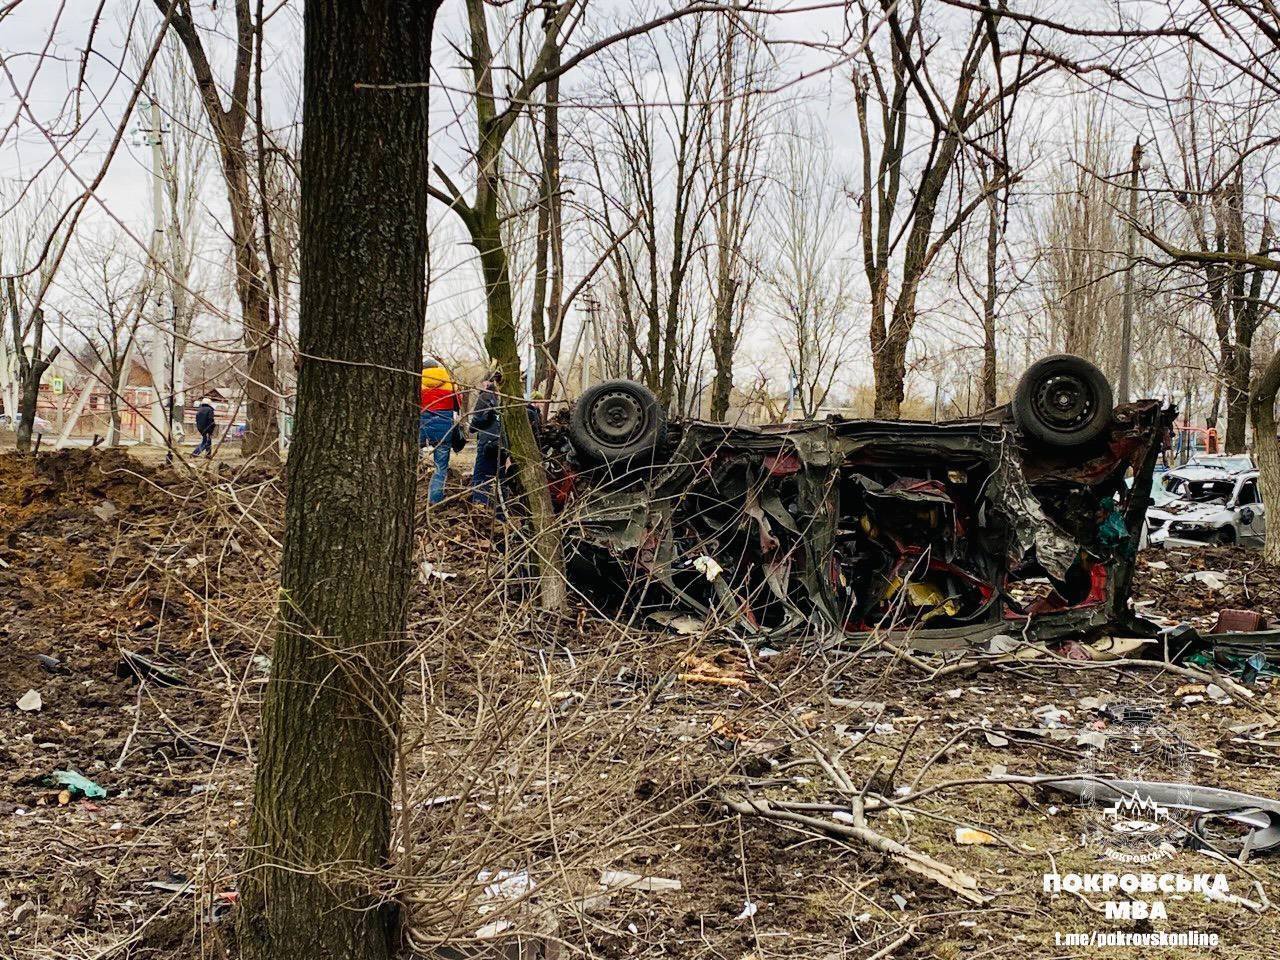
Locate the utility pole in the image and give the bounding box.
[137,98,178,450]
[581,297,598,395]
[1118,138,1143,405]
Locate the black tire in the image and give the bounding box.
[569,379,666,463]
[1215,526,1236,546]
[1012,354,1114,448]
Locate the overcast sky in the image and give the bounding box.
[0,0,1239,406]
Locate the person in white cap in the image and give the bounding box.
[192,398,217,458]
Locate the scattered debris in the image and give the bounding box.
[1031,704,1070,729]
[475,919,514,938]
[16,689,42,712]
[1180,570,1227,591]
[1043,778,1280,856]
[1215,609,1269,632]
[954,827,996,846]
[599,870,682,892]
[43,770,107,800]
[115,650,183,687]
[734,900,758,920]
[649,611,707,635]
[11,901,36,924]
[419,561,456,582]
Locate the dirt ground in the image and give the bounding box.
[2,449,1279,959]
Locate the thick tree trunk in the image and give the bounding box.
[15,364,41,453]
[1251,350,1280,565]
[1226,347,1250,454]
[709,279,735,421]
[872,302,912,419]
[238,3,438,959]
[14,308,56,454]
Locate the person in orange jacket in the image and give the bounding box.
[419,364,460,504]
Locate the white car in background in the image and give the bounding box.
[0,412,53,435]
[1147,468,1265,547]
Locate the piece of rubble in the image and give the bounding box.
[1031,704,1070,728]
[16,689,42,712]
[1075,731,1107,750]
[1205,683,1232,704]
[955,827,996,846]
[1180,570,1227,591]
[11,901,36,924]
[649,611,706,635]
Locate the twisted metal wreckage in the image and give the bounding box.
[547,355,1178,650]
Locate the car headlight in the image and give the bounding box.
[1169,521,1208,533]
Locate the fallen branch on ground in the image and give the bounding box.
[724,794,988,904]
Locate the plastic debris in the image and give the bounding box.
[735,900,758,920]
[43,770,107,800]
[1075,730,1107,750]
[419,561,456,582]
[600,869,682,892]
[1205,683,1232,704]
[478,868,534,901]
[693,555,723,582]
[16,689,42,712]
[475,919,513,938]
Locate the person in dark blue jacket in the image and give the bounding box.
[469,373,502,506]
[192,399,216,458]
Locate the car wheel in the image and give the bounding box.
[568,379,666,463]
[1012,354,1114,448]
[1215,527,1236,546]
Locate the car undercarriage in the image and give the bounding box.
[547,357,1177,648]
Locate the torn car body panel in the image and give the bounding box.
[559,397,1175,647]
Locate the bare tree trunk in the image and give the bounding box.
[12,306,59,454]
[528,11,560,390]
[1251,349,1280,565]
[160,0,279,460]
[238,2,439,957]
[1226,347,1250,452]
[709,278,736,420]
[475,210,567,610]
[980,189,999,410]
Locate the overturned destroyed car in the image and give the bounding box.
[545,355,1176,649]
